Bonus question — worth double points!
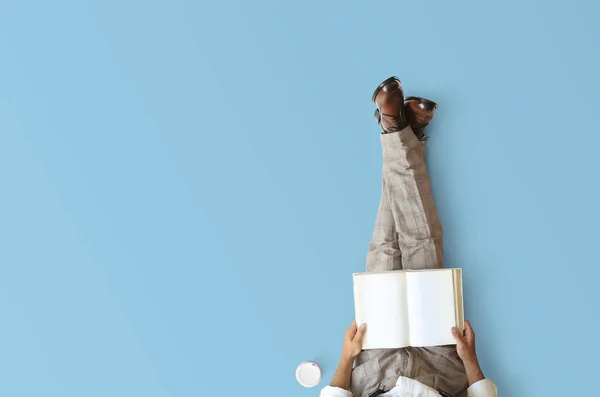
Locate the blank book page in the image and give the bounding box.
[353,272,410,349]
[406,270,457,347]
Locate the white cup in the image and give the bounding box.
[296,361,322,388]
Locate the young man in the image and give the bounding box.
[320,77,498,397]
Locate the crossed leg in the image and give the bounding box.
[366,126,443,272]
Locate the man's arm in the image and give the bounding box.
[328,322,366,391]
[330,356,355,390]
[451,321,486,386]
[451,321,498,397]
[463,357,485,387]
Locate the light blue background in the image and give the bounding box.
[1,1,599,396]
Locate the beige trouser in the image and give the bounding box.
[352,127,468,397]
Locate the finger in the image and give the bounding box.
[354,323,367,343]
[349,321,357,333]
[451,327,465,345]
[346,321,358,337]
[464,320,475,340]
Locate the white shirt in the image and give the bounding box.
[320,376,498,397]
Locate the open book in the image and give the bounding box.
[353,268,464,349]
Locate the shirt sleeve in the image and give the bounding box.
[319,386,353,397]
[467,379,498,397]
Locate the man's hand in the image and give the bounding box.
[452,320,477,364]
[330,322,366,390]
[341,321,367,361]
[451,320,485,386]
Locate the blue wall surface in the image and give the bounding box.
[1,1,599,396]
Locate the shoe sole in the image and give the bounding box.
[404,96,438,110]
[372,76,401,102]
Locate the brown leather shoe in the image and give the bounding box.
[404,96,438,139]
[372,76,409,133]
